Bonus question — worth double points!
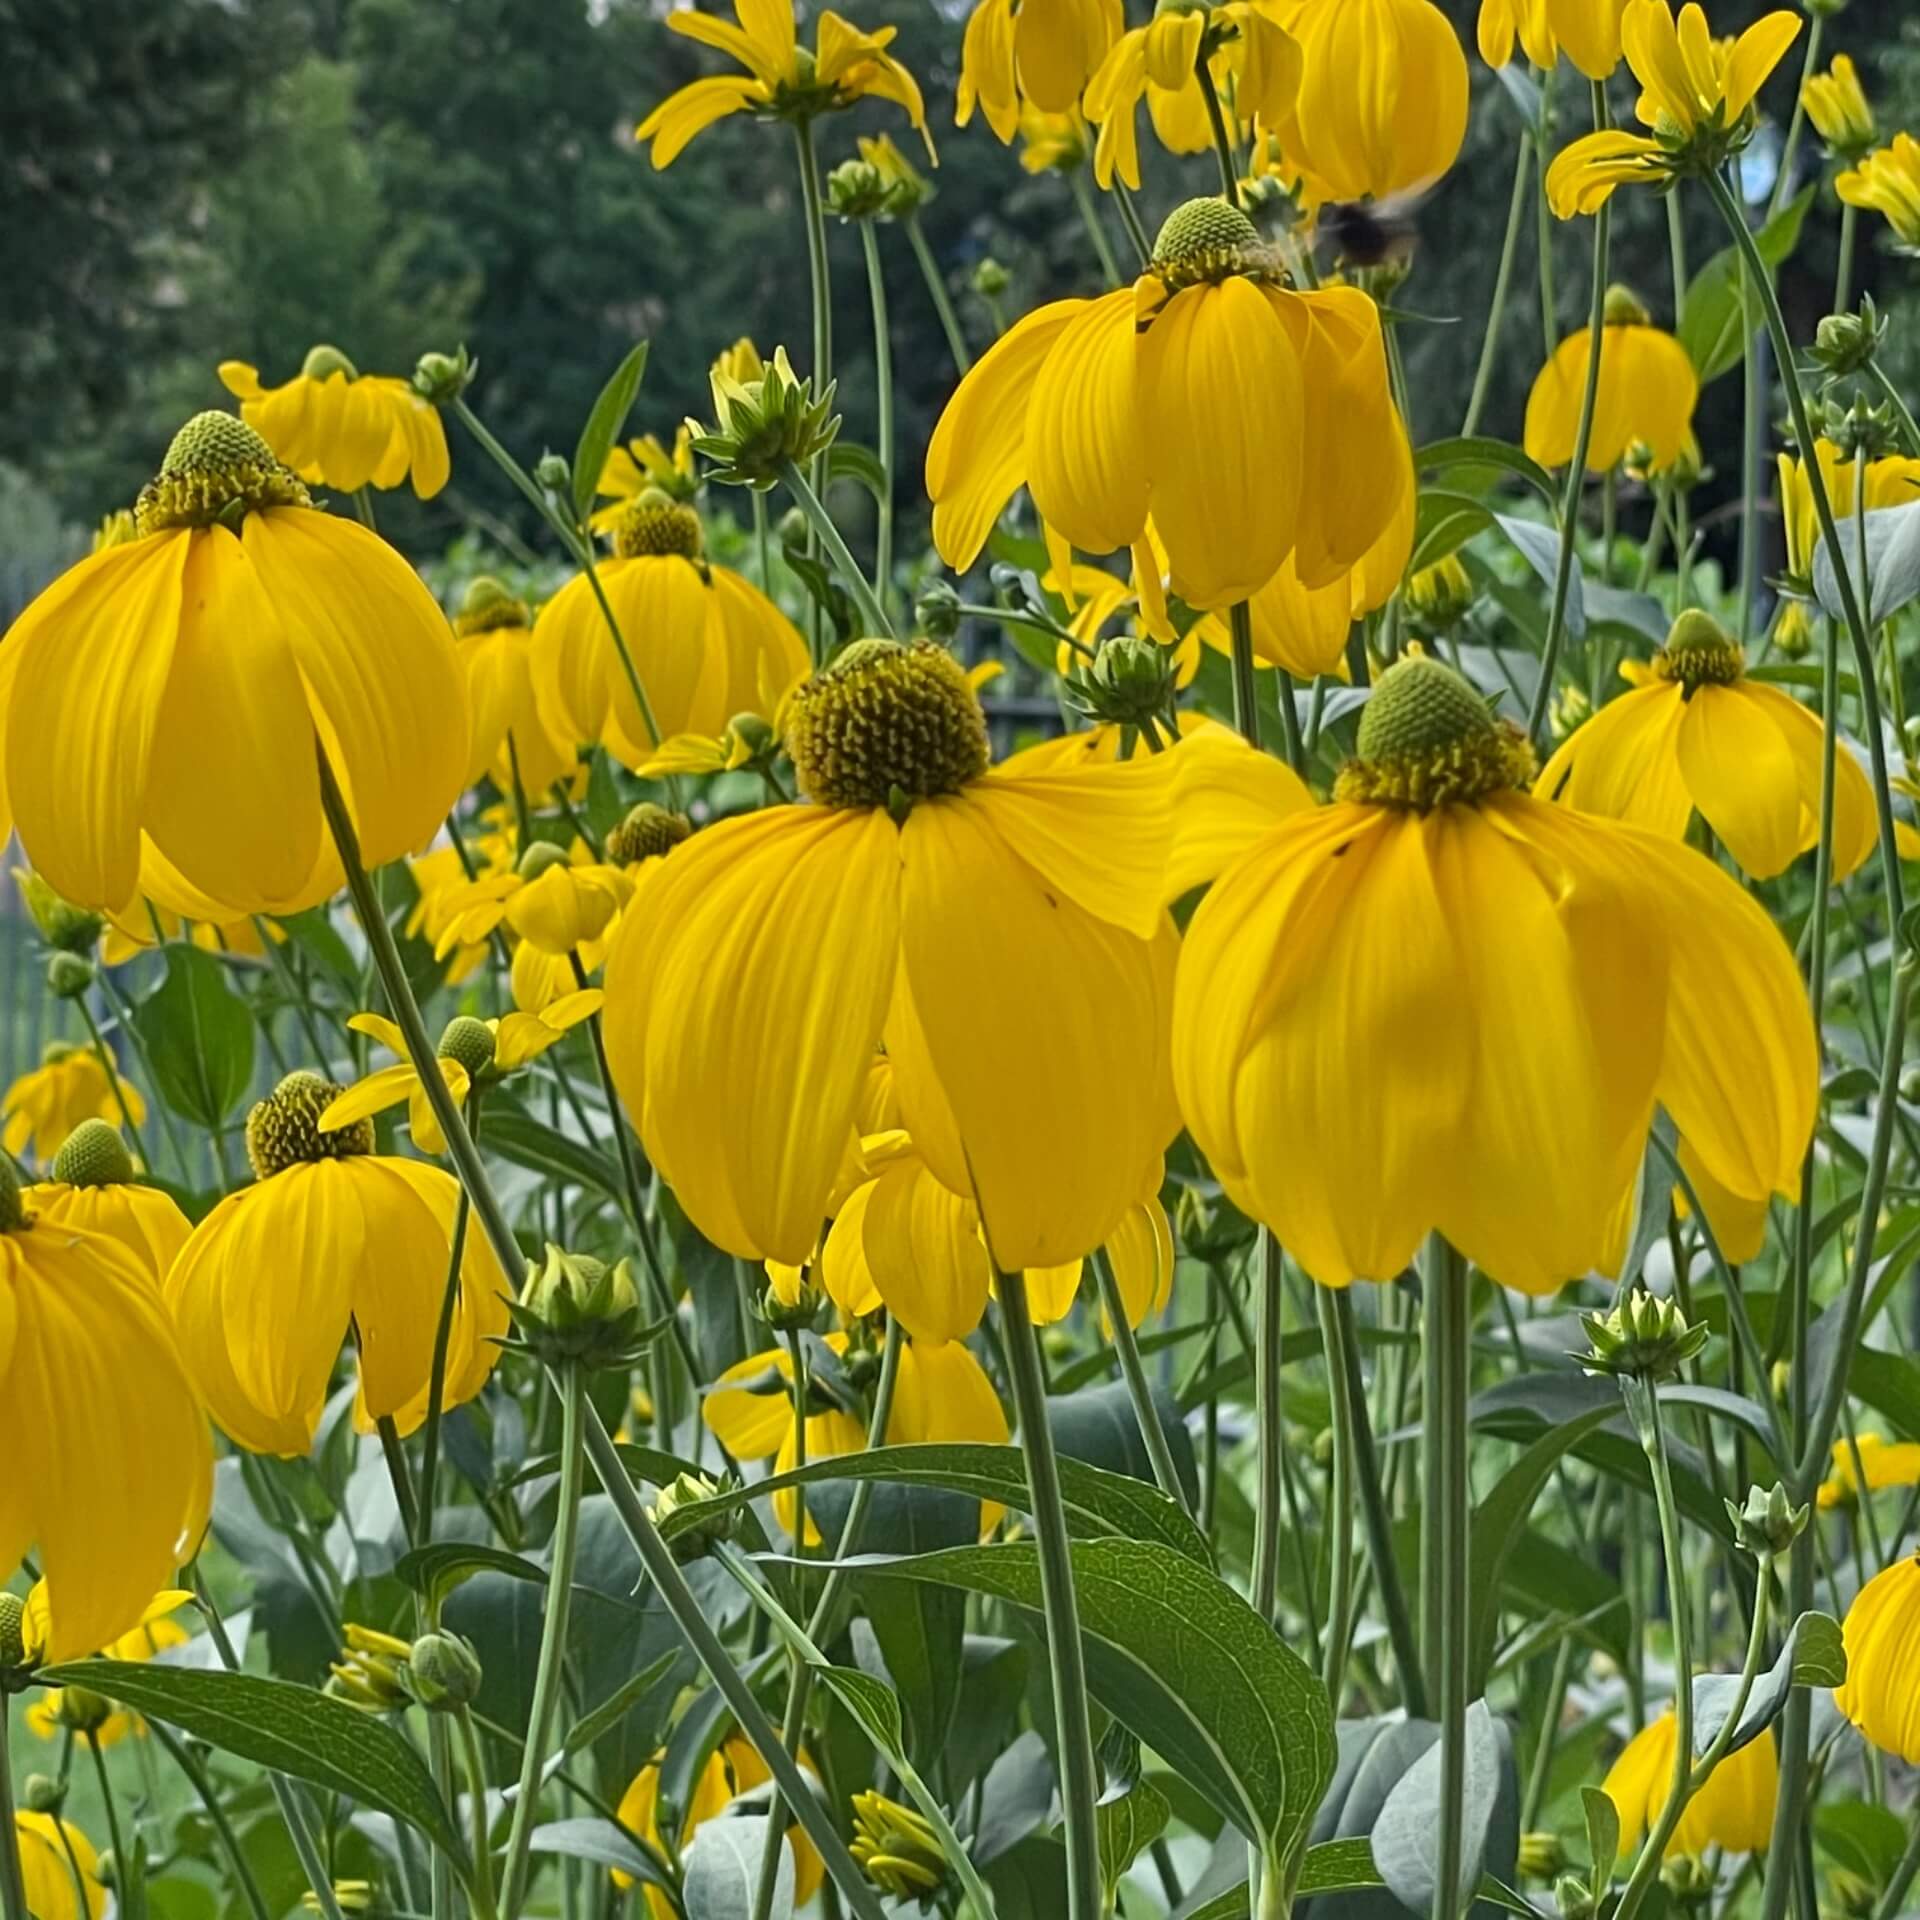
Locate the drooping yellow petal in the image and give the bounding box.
[1739,680,1877,882]
[1024,289,1149,558]
[1544,128,1666,216]
[1106,1194,1175,1328]
[1535,681,1694,839]
[860,1152,992,1342]
[1674,682,1804,878]
[637,76,765,168]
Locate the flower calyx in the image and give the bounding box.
[246,1071,375,1179]
[1579,1286,1708,1383]
[1335,652,1533,810]
[785,638,990,815]
[136,412,310,535]
[509,1242,656,1371]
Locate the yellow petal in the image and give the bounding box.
[1535,681,1694,838]
[1675,683,1804,879]
[860,1152,992,1342]
[637,76,764,167]
[1024,289,1149,557]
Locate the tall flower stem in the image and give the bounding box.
[859,222,897,608]
[1533,69,1561,356]
[74,995,151,1171]
[1227,602,1263,751]
[1767,13,1824,220]
[497,1363,586,1920]
[1248,1232,1286,1628]
[1114,184,1154,271]
[1527,82,1611,748]
[1314,1284,1358,1705]
[1195,58,1240,207]
[86,1731,138,1920]
[795,116,835,663]
[577,1400,893,1920]
[1462,132,1534,437]
[455,1706,499,1920]
[419,1092,481,1545]
[148,1720,275,1920]
[1069,168,1122,288]
[1094,1251,1190,1515]
[1871,363,1920,455]
[747,1319,906,1920]
[0,1704,28,1920]
[777,457,896,643]
[1834,204,1859,313]
[1422,1240,1471,1920]
[905,215,972,376]
[998,1266,1102,1920]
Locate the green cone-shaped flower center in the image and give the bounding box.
[607,802,692,866]
[53,1119,133,1190]
[454,574,532,636]
[437,1016,496,1079]
[614,492,703,559]
[1655,608,1745,693]
[1150,196,1277,292]
[1337,653,1535,810]
[136,410,311,534]
[245,1071,372,1179]
[786,639,990,813]
[0,1155,25,1233]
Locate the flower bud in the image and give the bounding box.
[826,158,890,222]
[1550,682,1592,742]
[510,1243,650,1370]
[1813,300,1886,378]
[24,1774,65,1815]
[1067,634,1176,730]
[915,578,963,642]
[437,1015,497,1082]
[1578,1287,1708,1382]
[17,872,103,954]
[649,1470,741,1564]
[1405,553,1475,633]
[534,452,572,495]
[302,1882,374,1916]
[858,134,932,216]
[970,257,1010,299]
[760,1261,824,1331]
[328,1624,414,1713]
[1553,1872,1597,1920]
[45,952,96,1000]
[54,1685,113,1733]
[1830,1866,1879,1917]
[94,1852,119,1891]
[406,1631,484,1712]
[689,347,839,491]
[1661,1853,1717,1907]
[1517,1831,1568,1881]
[850,1790,949,1901]
[413,347,474,406]
[606,804,692,868]
[1825,395,1900,462]
[1726,1481,1809,1556]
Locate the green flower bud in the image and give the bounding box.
[915,578,963,643]
[1726,1481,1809,1556]
[93,1851,119,1891]
[1516,1831,1568,1881]
[437,1015,497,1082]
[17,873,104,954]
[45,952,96,1000]
[1579,1288,1709,1382]
[650,1470,741,1564]
[534,452,573,495]
[406,1632,484,1712]
[1661,1853,1717,1907]
[970,257,1010,299]
[1405,553,1475,633]
[688,347,840,491]
[510,1244,652,1370]
[1824,395,1900,462]
[759,1269,824,1332]
[825,158,890,222]
[1553,1872,1596,1920]
[1812,299,1885,378]
[24,1775,65,1815]
[54,1685,113,1733]
[413,347,474,406]
[1066,633,1177,730]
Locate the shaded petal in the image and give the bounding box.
[861,1153,991,1341]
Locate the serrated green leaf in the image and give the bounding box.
[572,342,650,524]
[39,1661,463,1866]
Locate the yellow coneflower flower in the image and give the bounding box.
[1602,1711,1777,1857]
[1173,653,1816,1294]
[1837,132,1920,249]
[25,1589,190,1747]
[1523,287,1700,475]
[530,492,806,769]
[1536,610,1875,880]
[1802,54,1875,158]
[3,413,466,917]
[431,842,633,966]
[164,1071,509,1456]
[1083,4,1299,193]
[218,349,450,498]
[637,0,932,167]
[602,638,1281,1270]
[1777,440,1920,613]
[1547,1,1801,216]
[409,834,517,989]
[0,1157,210,1661]
[25,1121,191,1281]
[928,197,1410,613]
[1477,0,1557,70]
[1018,103,1093,175]
[3,1046,144,1164]
[1273,0,1469,202]
[614,1739,824,1914]
[1837,1554,1920,1759]
[454,577,578,799]
[16,1812,106,1920]
[319,995,601,1155]
[589,428,700,535]
[1818,1433,1920,1510]
[958,0,1120,142]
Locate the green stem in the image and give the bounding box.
[1667,192,1689,315]
[577,1400,893,1920]
[1873,1810,1920,1920]
[74,996,149,1171]
[420,1093,481,1547]
[1195,57,1240,207]
[1249,1232,1285,1628]
[87,1731,140,1920]
[1527,82,1611,748]
[92,967,190,1178]
[794,116,834,665]
[1114,184,1154,271]
[1533,74,1560,356]
[0,1704,28,1920]
[1767,12,1824,220]
[148,1721,274,1920]
[375,1412,422,1545]
[1331,1288,1427,1715]
[1094,1250,1190,1515]
[1068,168,1122,288]
[1423,1241,1471,1920]
[859,222,896,609]
[1314,1285,1357,1707]
[498,1365,586,1920]
[1227,602,1263,751]
[998,1268,1101,1920]
[1834,203,1858,315]
[777,457,895,643]
[905,216,971,377]
[456,1706,499,1920]
[1462,132,1533,438]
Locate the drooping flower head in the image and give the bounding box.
[958,0,1122,143]
[164,1070,509,1456]
[3,1045,143,1165]
[1837,1553,1920,1760]
[927,196,1411,612]
[1819,1433,1920,1510]
[0,1151,212,1661]
[530,491,807,771]
[15,1813,107,1920]
[1173,652,1817,1293]
[2,412,467,917]
[1837,132,1920,250]
[602,636,1287,1271]
[1536,608,1876,880]
[1477,0,1557,71]
[1602,1710,1778,1857]
[1802,53,1876,160]
[637,0,933,167]
[1546,1,1801,216]
[1524,285,1700,475]
[455,576,578,799]
[25,1119,192,1282]
[219,347,450,499]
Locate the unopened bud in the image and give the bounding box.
[1813,300,1884,377]
[971,258,1010,299]
[1068,634,1176,729]
[45,953,95,1000]
[1727,1481,1809,1556]
[413,348,474,406]
[24,1774,64,1815]
[650,1470,741,1564]
[1517,1831,1568,1881]
[511,1243,650,1370]
[17,873,104,954]
[406,1632,484,1712]
[1553,1872,1597,1920]
[1579,1287,1708,1382]
[826,159,890,222]
[1406,553,1475,632]
[53,1685,113,1733]
[534,452,572,495]
[915,578,963,642]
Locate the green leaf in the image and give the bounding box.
[1678,185,1813,382]
[39,1661,463,1866]
[1813,497,1920,630]
[1372,1701,1506,1913]
[528,1819,674,1896]
[1410,490,1498,576]
[1415,437,1558,504]
[683,1815,791,1920]
[1096,1776,1170,1909]
[482,1096,624,1203]
[1494,513,1584,638]
[656,1442,1210,1563]
[571,341,650,524]
[827,442,888,503]
[133,946,256,1128]
[839,1539,1333,1871]
[813,1664,904,1753]
[1691,1611,1846,1757]
[1185,1842,1536,1915]
[565,1648,681,1757]
[1581,1785,1619,1890]
[1048,1380,1200,1514]
[394,1542,546,1613]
